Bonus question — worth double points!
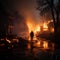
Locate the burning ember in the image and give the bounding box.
[26,20,49,35]
[6,38,11,43]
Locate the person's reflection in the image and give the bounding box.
[30,31,34,53]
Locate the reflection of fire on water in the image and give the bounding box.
[27,40,55,50]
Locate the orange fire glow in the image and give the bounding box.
[43,23,48,31]
[27,20,49,34]
[26,19,49,41]
[26,20,41,40]
[43,41,49,49]
[26,20,54,50]
[6,38,11,43]
[26,20,40,34]
[51,28,54,32]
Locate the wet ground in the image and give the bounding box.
[0,45,54,60]
[0,38,60,60]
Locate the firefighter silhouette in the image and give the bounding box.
[30,31,34,53]
[30,31,34,40]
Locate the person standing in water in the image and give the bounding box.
[30,31,34,54]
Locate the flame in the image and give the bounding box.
[26,20,41,40]
[36,40,41,47]
[43,41,48,49]
[43,23,48,31]
[26,20,40,34]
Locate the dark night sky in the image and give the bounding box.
[0,0,57,24]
